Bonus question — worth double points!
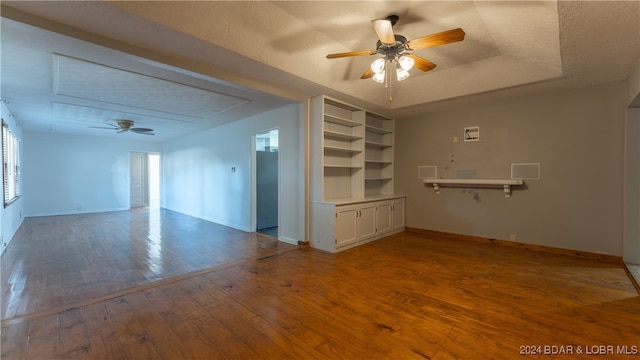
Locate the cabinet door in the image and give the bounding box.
[376,201,392,235]
[357,203,377,241]
[392,199,405,231]
[335,205,358,248]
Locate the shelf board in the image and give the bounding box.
[365,177,393,181]
[324,146,362,153]
[324,114,361,127]
[365,160,392,165]
[365,125,393,134]
[324,164,363,169]
[324,130,362,141]
[365,141,392,148]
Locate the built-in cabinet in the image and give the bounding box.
[310,95,405,253]
[311,198,406,253]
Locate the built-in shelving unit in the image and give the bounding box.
[310,95,404,253]
[310,97,365,200]
[364,111,394,196]
[310,96,397,201]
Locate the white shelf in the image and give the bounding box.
[324,114,361,127]
[365,160,392,165]
[365,141,392,149]
[324,146,362,153]
[365,125,392,134]
[324,130,362,141]
[423,179,524,198]
[324,164,363,169]
[366,177,393,181]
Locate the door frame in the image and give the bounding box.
[129,151,161,209]
[129,151,149,209]
[250,128,280,237]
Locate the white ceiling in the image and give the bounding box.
[1,1,639,143]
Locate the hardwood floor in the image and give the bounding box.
[1,207,296,322]
[2,210,639,359]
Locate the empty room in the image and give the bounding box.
[1,1,639,359]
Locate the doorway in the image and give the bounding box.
[130,152,161,209]
[148,153,160,208]
[254,129,279,237]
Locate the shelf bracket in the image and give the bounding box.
[503,184,512,199]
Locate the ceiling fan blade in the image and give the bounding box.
[131,127,154,132]
[406,54,437,72]
[372,19,395,45]
[133,130,155,135]
[360,67,374,79]
[89,126,119,130]
[116,129,127,134]
[326,50,376,59]
[406,28,465,51]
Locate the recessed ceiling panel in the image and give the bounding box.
[53,54,249,119]
[52,102,194,128]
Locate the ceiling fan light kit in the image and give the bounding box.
[326,14,465,101]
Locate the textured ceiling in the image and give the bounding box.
[1,1,639,142]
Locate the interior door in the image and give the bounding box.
[256,149,278,230]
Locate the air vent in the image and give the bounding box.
[418,166,437,179]
[511,163,540,180]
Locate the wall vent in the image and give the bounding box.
[418,166,437,179]
[511,163,540,180]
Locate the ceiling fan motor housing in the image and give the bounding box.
[376,34,409,60]
[386,14,399,26]
[117,119,135,130]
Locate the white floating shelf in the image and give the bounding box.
[423,179,524,198]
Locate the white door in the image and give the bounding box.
[130,152,148,208]
[335,205,358,248]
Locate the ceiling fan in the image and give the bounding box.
[326,14,465,90]
[90,119,155,135]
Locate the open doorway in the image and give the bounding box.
[149,153,160,209]
[254,129,279,237]
[130,152,160,209]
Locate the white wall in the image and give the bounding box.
[0,101,24,254]
[162,103,304,244]
[395,82,626,256]
[23,132,160,216]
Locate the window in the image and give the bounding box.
[2,119,20,207]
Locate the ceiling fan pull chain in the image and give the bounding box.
[387,61,393,102]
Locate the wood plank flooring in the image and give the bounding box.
[2,209,640,359]
[1,207,296,322]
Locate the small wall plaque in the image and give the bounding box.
[464,126,479,142]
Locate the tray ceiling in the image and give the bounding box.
[1,1,638,141]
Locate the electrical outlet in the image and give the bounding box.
[510,233,517,241]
